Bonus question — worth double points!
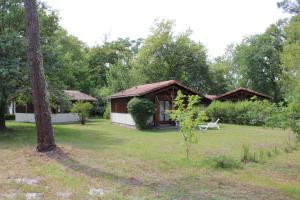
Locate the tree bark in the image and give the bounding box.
[0,88,8,131]
[24,0,56,152]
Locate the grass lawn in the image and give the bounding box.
[0,119,299,199]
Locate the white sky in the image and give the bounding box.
[43,0,289,58]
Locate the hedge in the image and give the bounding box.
[205,100,276,126]
[5,114,15,120]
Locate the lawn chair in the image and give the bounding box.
[199,119,220,130]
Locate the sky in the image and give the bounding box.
[43,0,289,58]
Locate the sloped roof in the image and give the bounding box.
[216,88,272,100]
[205,95,217,100]
[64,90,97,101]
[109,80,204,99]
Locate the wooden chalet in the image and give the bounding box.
[109,80,210,128]
[14,90,97,114]
[13,90,97,123]
[205,88,272,102]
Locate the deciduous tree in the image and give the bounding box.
[168,91,207,159]
[132,20,211,93]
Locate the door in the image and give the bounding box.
[159,101,171,123]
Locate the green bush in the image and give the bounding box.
[4,114,15,120]
[127,98,155,129]
[241,145,260,163]
[103,104,111,119]
[205,100,276,126]
[71,101,93,125]
[206,155,243,169]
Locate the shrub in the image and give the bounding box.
[205,100,276,126]
[71,101,92,125]
[241,145,259,163]
[4,114,15,120]
[284,147,293,153]
[241,145,251,163]
[127,98,155,129]
[207,155,243,169]
[103,104,111,119]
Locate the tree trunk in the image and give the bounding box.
[24,0,56,152]
[0,88,8,131]
[0,111,6,131]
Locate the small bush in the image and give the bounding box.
[241,145,259,163]
[127,98,155,129]
[241,145,250,163]
[71,101,92,125]
[267,151,273,157]
[207,155,243,169]
[284,146,293,153]
[4,114,15,120]
[103,104,111,119]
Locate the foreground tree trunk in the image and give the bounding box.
[0,88,8,131]
[24,0,56,152]
[0,105,6,131]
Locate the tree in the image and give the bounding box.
[24,0,55,152]
[106,61,133,93]
[277,0,300,14]
[208,56,233,95]
[209,44,240,94]
[45,29,92,94]
[87,38,141,89]
[280,15,300,93]
[71,102,92,125]
[131,19,211,93]
[0,0,27,130]
[233,22,285,102]
[288,83,300,138]
[168,91,207,159]
[0,0,66,130]
[0,33,26,130]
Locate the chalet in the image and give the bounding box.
[109,80,211,128]
[205,88,272,102]
[12,90,96,123]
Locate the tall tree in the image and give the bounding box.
[0,33,26,130]
[278,0,300,93]
[0,0,63,130]
[87,38,140,89]
[277,0,300,14]
[0,0,27,131]
[131,20,211,92]
[24,0,55,152]
[233,22,285,102]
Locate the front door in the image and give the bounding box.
[159,101,171,123]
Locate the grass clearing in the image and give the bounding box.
[0,119,299,199]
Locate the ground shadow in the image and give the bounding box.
[46,147,158,190]
[46,148,290,200]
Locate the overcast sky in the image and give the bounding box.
[43,0,289,58]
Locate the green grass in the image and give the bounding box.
[0,119,299,199]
